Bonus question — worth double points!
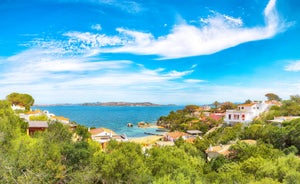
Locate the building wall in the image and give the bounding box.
[225,102,273,125]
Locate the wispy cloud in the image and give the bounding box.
[53,0,142,14]
[91,24,102,31]
[284,60,300,72]
[98,0,142,14]
[93,0,285,59]
[0,47,198,103]
[184,79,205,83]
[32,0,285,61]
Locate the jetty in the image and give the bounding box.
[144,132,164,136]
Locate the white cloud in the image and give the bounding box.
[184,79,204,83]
[64,31,126,48]
[0,47,199,103]
[191,64,197,69]
[96,0,285,59]
[284,60,300,72]
[49,0,285,60]
[91,24,102,31]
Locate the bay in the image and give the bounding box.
[33,105,183,137]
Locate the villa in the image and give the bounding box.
[224,101,276,125]
[269,116,300,123]
[27,121,48,135]
[205,140,257,161]
[164,131,189,142]
[11,104,25,111]
[21,109,43,121]
[89,127,128,148]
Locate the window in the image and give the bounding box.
[242,114,245,120]
[228,114,231,120]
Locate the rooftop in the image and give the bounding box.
[28,121,48,128]
[89,127,117,135]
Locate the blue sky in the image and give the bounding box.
[0,0,299,105]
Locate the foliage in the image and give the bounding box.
[220,102,237,110]
[74,124,91,141]
[2,93,300,183]
[265,93,281,101]
[6,92,34,111]
[29,114,48,121]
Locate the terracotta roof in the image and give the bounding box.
[52,116,69,121]
[28,121,48,128]
[89,127,116,135]
[205,144,231,156]
[166,132,188,139]
[205,140,256,156]
[238,103,255,107]
[26,110,42,115]
[209,113,225,121]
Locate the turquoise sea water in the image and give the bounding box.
[33,105,183,137]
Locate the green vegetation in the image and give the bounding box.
[1,93,300,183]
[265,93,282,101]
[29,114,48,121]
[6,92,34,111]
[157,105,222,133]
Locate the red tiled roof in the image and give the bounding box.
[89,127,116,135]
[238,103,255,107]
[166,132,188,139]
[209,113,225,121]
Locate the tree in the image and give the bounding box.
[245,99,252,104]
[220,102,237,111]
[265,93,281,101]
[6,92,34,111]
[184,105,200,114]
[213,101,220,109]
[290,95,300,104]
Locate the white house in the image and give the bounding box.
[20,110,43,121]
[89,127,127,148]
[43,110,55,118]
[224,101,274,125]
[11,104,25,111]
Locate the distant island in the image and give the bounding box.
[34,102,177,107]
[81,102,175,106]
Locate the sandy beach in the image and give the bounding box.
[128,135,163,145]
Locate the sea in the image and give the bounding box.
[33,105,184,137]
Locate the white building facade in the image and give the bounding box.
[224,101,273,125]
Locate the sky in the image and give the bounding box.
[0,0,300,105]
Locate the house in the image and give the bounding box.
[21,110,43,121]
[11,104,25,111]
[205,144,232,160]
[268,116,300,126]
[164,131,189,142]
[43,110,55,118]
[224,101,274,125]
[27,121,48,135]
[205,140,257,161]
[89,127,127,148]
